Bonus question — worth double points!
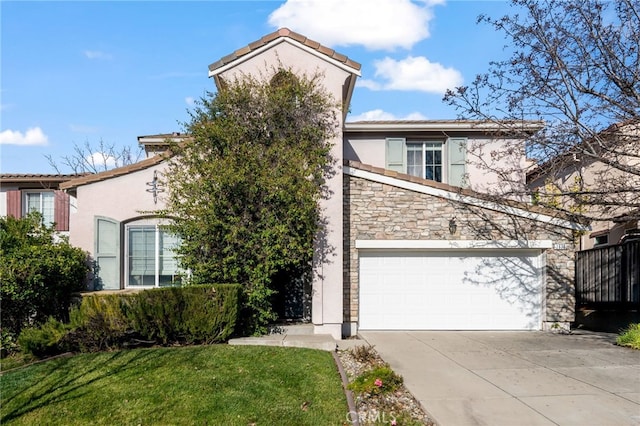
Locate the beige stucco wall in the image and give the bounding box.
[344,173,577,332]
[345,135,528,198]
[69,163,168,256]
[216,40,354,339]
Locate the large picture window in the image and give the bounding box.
[127,224,182,287]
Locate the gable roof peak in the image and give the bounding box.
[208,28,361,76]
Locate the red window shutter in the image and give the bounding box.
[6,190,21,218]
[54,190,70,231]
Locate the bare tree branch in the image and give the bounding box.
[444,0,640,224]
[46,139,143,174]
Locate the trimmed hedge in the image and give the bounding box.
[19,284,242,356]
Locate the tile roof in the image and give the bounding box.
[208,28,361,74]
[59,154,170,190]
[1,173,88,183]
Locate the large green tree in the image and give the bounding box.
[164,68,338,333]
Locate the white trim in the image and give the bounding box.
[345,166,588,231]
[356,239,553,250]
[209,38,362,77]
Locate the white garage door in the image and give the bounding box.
[359,250,543,330]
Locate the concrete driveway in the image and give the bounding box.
[360,331,640,426]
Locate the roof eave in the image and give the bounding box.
[59,154,170,191]
[344,121,544,134]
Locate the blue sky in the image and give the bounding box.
[1,0,513,174]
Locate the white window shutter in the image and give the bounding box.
[386,138,406,173]
[448,137,467,187]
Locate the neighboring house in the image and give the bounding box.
[0,173,85,235]
[60,28,585,338]
[527,119,640,250]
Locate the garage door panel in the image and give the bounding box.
[359,250,543,330]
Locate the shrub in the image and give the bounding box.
[124,288,183,344]
[66,284,241,352]
[0,213,89,345]
[176,285,241,343]
[617,323,640,350]
[124,285,241,344]
[18,317,70,357]
[65,294,130,352]
[347,365,403,395]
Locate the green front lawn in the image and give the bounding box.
[1,345,348,425]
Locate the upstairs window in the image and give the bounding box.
[24,191,55,225]
[386,137,467,186]
[407,142,443,181]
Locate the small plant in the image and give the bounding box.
[348,365,403,395]
[349,344,378,365]
[617,323,640,350]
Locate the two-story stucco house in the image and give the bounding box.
[58,28,585,338]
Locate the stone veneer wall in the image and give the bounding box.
[343,173,577,330]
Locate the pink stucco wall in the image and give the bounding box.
[69,163,168,255]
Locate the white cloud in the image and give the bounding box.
[356,80,382,91]
[85,152,116,168]
[403,111,428,120]
[268,0,444,50]
[185,97,195,106]
[348,109,427,122]
[362,56,463,94]
[0,127,49,146]
[84,50,113,60]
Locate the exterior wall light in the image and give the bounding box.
[449,217,457,235]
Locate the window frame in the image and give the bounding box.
[23,190,55,225]
[124,222,183,288]
[406,141,444,182]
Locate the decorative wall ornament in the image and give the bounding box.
[146,170,165,204]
